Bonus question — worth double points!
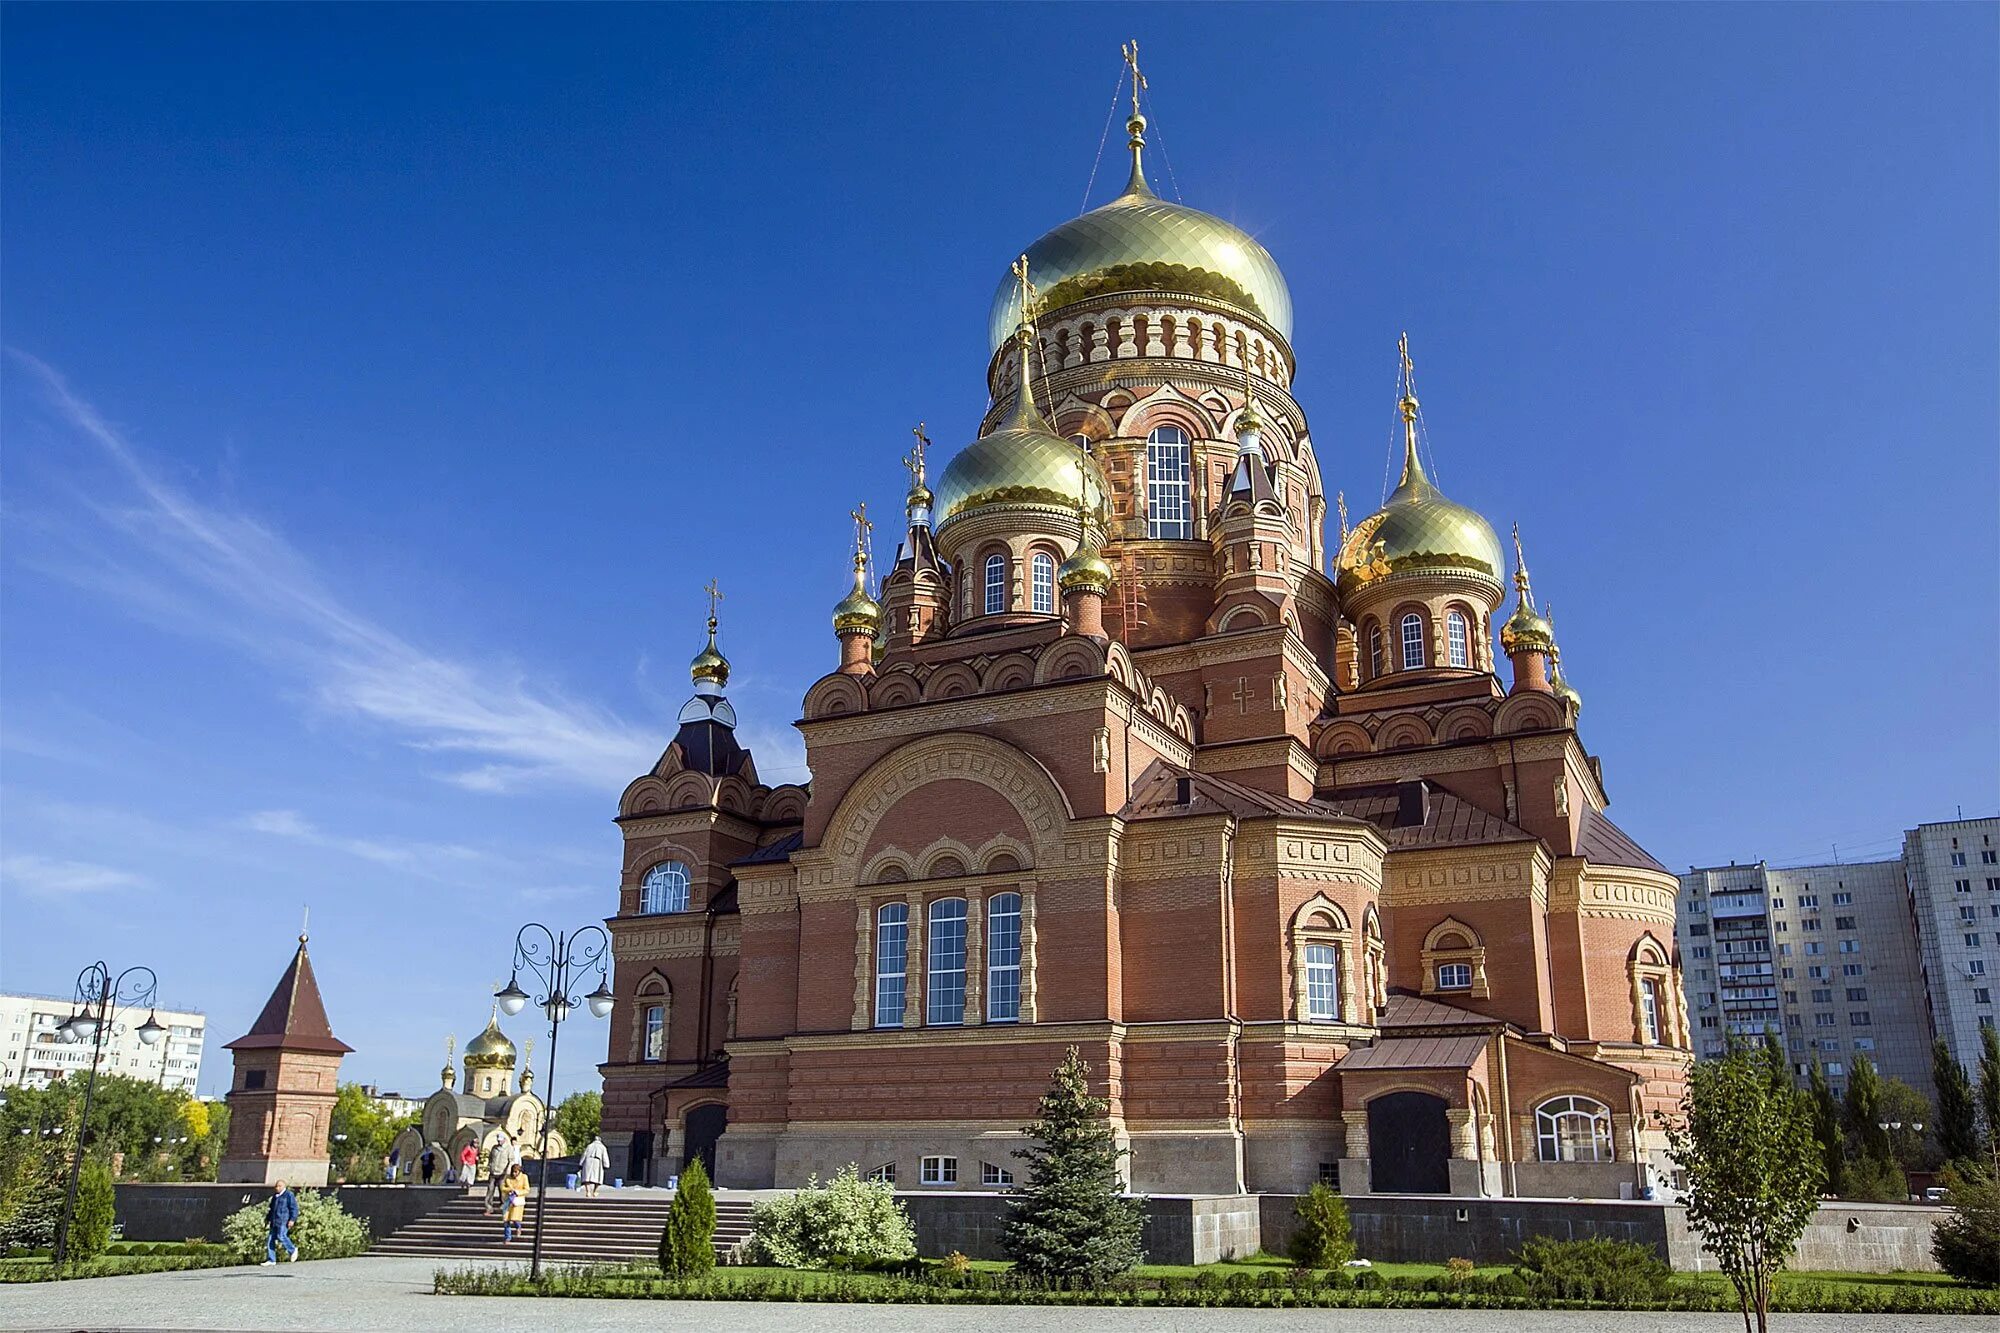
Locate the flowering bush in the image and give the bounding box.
[745,1165,916,1269]
[221,1190,369,1261]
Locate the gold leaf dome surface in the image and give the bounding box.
[933,419,1108,528]
[463,1019,515,1068]
[1057,545,1114,593]
[1335,453,1503,596]
[832,569,883,634]
[988,186,1293,355]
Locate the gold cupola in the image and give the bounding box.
[936,257,1108,531]
[689,583,729,692]
[463,1010,516,1070]
[1545,604,1582,716]
[1057,453,1114,595]
[1335,337,1504,598]
[1499,525,1555,655]
[986,43,1291,355]
[832,505,883,635]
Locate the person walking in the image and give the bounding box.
[578,1135,609,1199]
[499,1163,529,1244]
[260,1180,299,1266]
[384,1145,399,1183]
[457,1139,478,1186]
[484,1136,511,1215]
[419,1147,436,1184]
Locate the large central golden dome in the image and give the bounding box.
[987,149,1292,355]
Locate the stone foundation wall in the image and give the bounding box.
[114,1182,463,1244]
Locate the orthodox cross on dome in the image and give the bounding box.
[1511,522,1536,605]
[905,422,929,489]
[1122,39,1147,120]
[850,502,874,580]
[704,578,723,632]
[1397,331,1419,421]
[1336,491,1349,544]
[1119,40,1152,196]
[1010,254,1038,336]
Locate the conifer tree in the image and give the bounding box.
[1980,1026,2000,1170]
[659,1156,716,1278]
[1003,1047,1144,1283]
[1931,1040,1980,1167]
[1805,1062,1844,1195]
[1839,1055,1904,1201]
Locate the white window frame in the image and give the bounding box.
[1367,624,1384,679]
[1145,426,1192,539]
[983,554,1007,614]
[1400,613,1427,669]
[986,892,1022,1024]
[981,1161,1014,1185]
[927,898,968,1026]
[1446,611,1470,668]
[1641,978,1661,1042]
[920,1155,958,1186]
[642,1004,665,1061]
[874,903,909,1028]
[1304,942,1340,1023]
[641,861,690,914]
[1535,1095,1613,1163]
[1436,961,1472,991]
[1030,552,1056,614]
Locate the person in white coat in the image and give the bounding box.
[578,1136,610,1198]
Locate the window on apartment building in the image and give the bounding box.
[1962,906,1980,923]
[1983,1017,1997,1032]
[1976,989,1993,1005]
[1784,990,1798,1003]
[1807,965,1826,979]
[1850,1012,1871,1027]
[1835,916,1857,931]
[1988,879,2000,893]
[1816,1038,1839,1053]
[1814,1013,1835,1028]
[1984,850,1998,865]
[984,553,1007,614]
[1967,934,1983,948]
[986,892,1022,1024]
[1953,852,1968,866]
[1853,1036,1875,1051]
[1972,960,1989,976]
[1845,987,1868,1002]
[1689,923,1709,936]
[1786,1014,1802,1029]
[1837,940,1859,954]
[981,1162,1014,1186]
[1799,894,1819,908]
[1842,964,1863,977]
[1700,1016,1718,1029]
[1772,898,1785,909]
[927,898,968,1026]
[1774,921,1789,933]
[1826,1061,1846,1077]
[1780,944,1795,956]
[1800,919,1819,932]
[1779,967,1793,979]
[1832,892,1853,906]
[920,1156,958,1186]
[1536,1096,1614,1163]
[1804,942,1823,955]
[1811,989,1832,1004]
[874,902,909,1028]
[1958,880,1974,893]
[1693,946,1712,959]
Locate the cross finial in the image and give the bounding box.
[299,905,309,945]
[704,578,723,630]
[1011,254,1036,337]
[1397,331,1418,422]
[1336,490,1349,543]
[1123,39,1147,120]
[1512,521,1535,604]
[850,503,873,570]
[905,423,929,488]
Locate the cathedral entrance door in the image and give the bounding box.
[628,1130,652,1186]
[683,1104,727,1180]
[1367,1091,1450,1193]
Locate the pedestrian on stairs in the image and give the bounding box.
[419,1147,436,1184]
[500,1164,529,1243]
[578,1135,609,1198]
[457,1139,478,1186]
[483,1137,511,1214]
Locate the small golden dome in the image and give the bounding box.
[1058,545,1114,594]
[1500,597,1554,654]
[934,421,1109,527]
[1335,448,1503,596]
[1552,674,1582,715]
[833,562,882,635]
[463,1017,515,1069]
[690,619,729,689]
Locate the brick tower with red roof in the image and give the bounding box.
[218,932,352,1185]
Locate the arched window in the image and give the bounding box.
[983,554,1007,614]
[641,861,690,914]
[642,1003,666,1061]
[1536,1096,1614,1162]
[1640,977,1662,1043]
[1145,426,1192,539]
[1400,613,1427,669]
[927,898,968,1025]
[1030,552,1056,614]
[1304,943,1340,1022]
[987,892,1022,1023]
[1367,623,1384,680]
[1446,611,1470,668]
[1437,962,1473,990]
[874,903,909,1028]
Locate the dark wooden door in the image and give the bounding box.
[628,1129,652,1185]
[1368,1091,1451,1193]
[683,1104,727,1180]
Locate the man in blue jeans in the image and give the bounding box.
[261,1180,299,1265]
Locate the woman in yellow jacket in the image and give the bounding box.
[500,1166,529,1243]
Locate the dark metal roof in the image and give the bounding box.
[1575,805,1670,874]
[225,939,352,1054]
[734,829,803,867]
[1319,781,1539,852]
[670,718,747,778]
[1378,991,1500,1029]
[1339,1033,1491,1072]
[1118,760,1367,827]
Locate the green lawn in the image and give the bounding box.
[0,1251,242,1282]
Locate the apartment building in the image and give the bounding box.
[1904,817,2000,1072]
[0,992,206,1093]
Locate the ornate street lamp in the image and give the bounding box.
[494,922,610,1281]
[52,961,161,1266]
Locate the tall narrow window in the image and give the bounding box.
[1304,943,1340,1022]
[874,903,908,1028]
[987,892,1022,1023]
[1145,426,1192,539]
[1446,611,1470,668]
[983,554,1007,614]
[1367,624,1384,680]
[641,861,690,914]
[927,898,968,1025]
[1030,552,1055,614]
[1641,978,1661,1043]
[1400,613,1426,669]
[642,1004,665,1061]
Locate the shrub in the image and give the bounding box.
[1444,1256,1475,1283]
[659,1157,716,1278]
[1286,1183,1354,1269]
[940,1250,971,1276]
[64,1161,115,1262]
[1932,1165,2000,1286]
[745,1164,916,1269]
[221,1189,369,1261]
[1514,1236,1672,1304]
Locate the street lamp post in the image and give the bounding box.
[494,923,614,1282]
[52,961,165,1266]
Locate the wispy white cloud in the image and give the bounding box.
[0,854,146,895]
[11,353,654,794]
[236,808,483,871]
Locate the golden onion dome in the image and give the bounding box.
[989,142,1291,356]
[1335,412,1503,597]
[832,560,883,635]
[689,618,729,689]
[1500,596,1554,654]
[934,419,1108,527]
[1552,674,1582,715]
[1057,544,1114,594]
[463,1017,515,1069]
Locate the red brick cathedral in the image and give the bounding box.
[600,78,1689,1201]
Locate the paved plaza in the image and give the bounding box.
[0,1257,1977,1333]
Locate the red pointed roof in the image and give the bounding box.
[224,936,352,1054]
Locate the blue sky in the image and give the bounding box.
[3,4,1994,1098]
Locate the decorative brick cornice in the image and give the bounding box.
[1382,843,1551,909]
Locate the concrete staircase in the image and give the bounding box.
[371,1188,755,1265]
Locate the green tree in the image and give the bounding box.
[1806,1062,1844,1194]
[1877,1076,1935,1172]
[1933,1040,1981,1166]
[1002,1047,1144,1283]
[1840,1055,1904,1201]
[1930,1164,2000,1286]
[1980,1026,2000,1171]
[1664,1042,1825,1333]
[659,1156,716,1277]
[553,1090,602,1152]
[66,1160,116,1263]
[1286,1182,1353,1269]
